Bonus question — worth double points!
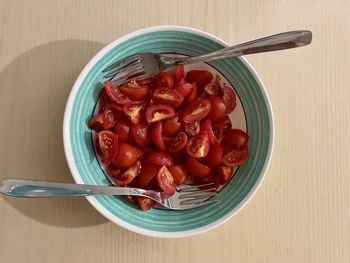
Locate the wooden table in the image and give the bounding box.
[1,0,349,262]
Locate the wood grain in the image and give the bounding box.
[0,0,349,262]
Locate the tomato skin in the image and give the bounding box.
[88,113,112,131]
[104,81,131,105]
[134,163,160,187]
[222,147,249,167]
[145,104,175,123]
[123,101,145,125]
[154,72,174,88]
[185,156,213,177]
[137,196,155,211]
[106,162,122,179]
[163,114,183,137]
[184,121,200,136]
[175,82,193,99]
[217,166,234,185]
[167,132,188,153]
[208,96,226,122]
[174,65,184,83]
[98,88,111,113]
[186,131,210,158]
[113,142,138,169]
[104,104,123,126]
[153,87,184,108]
[120,85,148,100]
[201,119,220,146]
[186,82,198,104]
[156,166,176,194]
[169,165,188,184]
[151,121,166,150]
[204,82,223,96]
[143,150,173,167]
[223,86,236,114]
[98,131,118,165]
[114,160,141,186]
[186,70,213,88]
[183,98,211,123]
[130,124,151,147]
[114,117,131,143]
[205,145,223,167]
[223,129,249,150]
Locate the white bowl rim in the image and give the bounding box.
[63,25,275,238]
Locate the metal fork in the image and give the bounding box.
[0,179,217,210]
[103,30,312,86]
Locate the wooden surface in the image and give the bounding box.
[0,0,349,262]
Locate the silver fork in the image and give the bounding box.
[103,30,312,86]
[0,179,217,210]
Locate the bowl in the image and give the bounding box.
[63,25,274,238]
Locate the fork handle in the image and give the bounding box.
[172,30,312,65]
[0,179,145,198]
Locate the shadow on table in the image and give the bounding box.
[0,40,109,228]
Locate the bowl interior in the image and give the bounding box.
[65,28,272,237]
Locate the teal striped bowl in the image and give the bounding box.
[63,26,274,238]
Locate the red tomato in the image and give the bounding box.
[145,104,175,123]
[186,131,210,158]
[130,124,151,147]
[114,160,141,186]
[185,156,213,177]
[223,129,249,149]
[222,147,249,167]
[156,166,176,194]
[137,196,155,211]
[120,85,148,100]
[106,162,122,179]
[217,166,234,185]
[134,163,160,187]
[114,117,131,142]
[208,96,226,122]
[183,98,211,123]
[204,82,223,96]
[143,150,173,166]
[88,113,112,131]
[186,82,198,104]
[123,101,145,125]
[169,165,188,184]
[98,88,111,113]
[134,146,144,159]
[167,132,188,153]
[200,119,220,146]
[151,122,166,150]
[103,104,123,127]
[104,81,131,105]
[186,70,213,88]
[163,114,183,137]
[174,65,184,83]
[175,82,193,99]
[184,121,200,136]
[220,116,233,133]
[113,142,138,168]
[153,88,184,108]
[205,145,223,167]
[223,86,236,114]
[98,130,118,165]
[154,72,174,88]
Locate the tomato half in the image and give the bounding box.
[143,150,173,167]
[130,124,151,147]
[184,121,200,136]
[217,166,234,185]
[183,98,211,123]
[156,166,176,194]
[120,85,148,100]
[98,88,111,113]
[167,131,188,153]
[88,113,112,131]
[222,146,249,167]
[163,114,183,137]
[186,82,198,104]
[223,129,249,150]
[223,86,236,114]
[114,116,131,143]
[98,130,118,165]
[185,156,213,177]
[186,131,210,158]
[145,104,175,123]
[212,124,224,144]
[200,119,220,146]
[104,81,131,105]
[103,104,123,127]
[151,121,166,150]
[114,160,141,186]
[106,162,122,179]
[208,96,226,122]
[186,70,213,88]
[174,65,184,83]
[137,196,155,211]
[112,142,138,168]
[134,163,160,188]
[175,82,193,99]
[123,101,145,125]
[169,165,188,184]
[154,72,174,88]
[205,145,223,167]
[204,82,223,96]
[153,87,184,108]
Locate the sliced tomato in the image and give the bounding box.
[223,129,249,150]
[167,132,188,153]
[184,121,200,136]
[143,150,173,167]
[174,65,184,83]
[163,114,183,137]
[103,104,123,127]
[186,70,213,88]
[98,130,118,165]
[113,142,138,168]
[114,160,141,186]
[98,88,111,113]
[104,81,131,105]
[172,151,186,165]
[220,116,233,134]
[204,82,223,96]
[200,119,220,146]
[106,162,122,179]
[88,113,112,131]
[120,85,148,100]
[114,116,131,142]
[145,104,175,123]
[205,145,223,167]
[208,96,226,122]
[134,146,144,159]
[186,131,210,158]
[151,122,166,150]
[223,86,236,113]
[153,87,184,108]
[183,98,211,123]
[123,101,145,125]
[186,82,198,104]
[156,166,176,194]
[211,124,224,144]
[130,124,151,147]
[217,166,234,185]
[185,156,213,177]
[137,196,155,211]
[175,82,193,99]
[134,163,160,188]
[222,146,249,167]
[169,165,187,184]
[154,72,174,88]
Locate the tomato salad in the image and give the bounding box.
[88,66,249,210]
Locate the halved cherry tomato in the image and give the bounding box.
[120,85,148,100]
[169,165,187,184]
[220,116,233,133]
[151,122,166,150]
[137,196,155,211]
[223,129,249,150]
[185,156,213,177]
[134,146,144,159]
[104,81,131,105]
[167,131,188,153]
[172,151,186,164]
[154,72,174,88]
[186,70,213,88]
[186,82,198,104]
[153,87,184,108]
[134,163,160,187]
[222,146,249,167]
[208,96,226,122]
[184,121,200,136]
[98,88,111,113]
[143,150,173,166]
[103,104,122,127]
[88,113,112,131]
[106,162,122,179]
[186,131,210,158]
[201,119,220,146]
[113,142,138,168]
[145,104,175,123]
[114,160,141,186]
[204,82,222,96]
[156,166,176,194]
[183,98,211,123]
[217,166,234,185]
[206,145,223,167]
[98,130,118,165]
[114,116,131,142]
[175,82,193,99]
[211,124,224,144]
[223,86,236,114]
[130,124,151,147]
[174,65,184,83]
[123,101,145,125]
[163,114,183,137]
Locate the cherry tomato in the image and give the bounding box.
[130,124,151,147]
[120,85,148,100]
[106,162,122,179]
[222,147,249,167]
[163,114,183,137]
[186,131,210,158]
[205,145,223,167]
[98,130,118,165]
[175,82,192,99]
[154,72,174,88]
[212,124,224,144]
[208,96,226,122]
[156,166,176,194]
[145,104,175,123]
[151,122,166,150]
[134,146,144,159]
[186,82,198,104]
[153,87,184,108]
[183,98,211,123]
[223,129,249,149]
[143,150,173,166]
[137,196,155,211]
[204,82,222,96]
[114,116,131,143]
[103,104,123,127]
[172,151,186,165]
[200,119,220,146]
[104,81,131,105]
[88,113,112,131]
[123,101,145,125]
[98,88,111,113]
[134,163,160,187]
[167,131,188,153]
[114,160,141,186]
[217,166,234,185]
[220,116,233,133]
[185,156,213,177]
[184,121,200,136]
[174,65,184,83]
[113,142,138,168]
[186,70,213,88]
[223,86,236,114]
[169,165,187,184]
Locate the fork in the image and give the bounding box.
[0,179,217,210]
[103,30,312,86]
